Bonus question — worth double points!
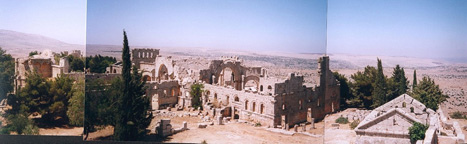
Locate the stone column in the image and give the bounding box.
[311,118,315,129]
[241,75,245,90]
[302,124,306,131]
[294,125,298,132]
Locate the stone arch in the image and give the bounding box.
[213,61,243,90]
[158,64,169,81]
[244,75,260,90]
[143,75,151,82]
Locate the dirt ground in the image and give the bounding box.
[39,127,83,136]
[324,109,358,144]
[88,110,325,143]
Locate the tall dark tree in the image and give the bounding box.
[412,70,417,90]
[333,72,352,108]
[114,30,152,141]
[349,66,377,108]
[0,47,14,100]
[412,76,448,110]
[388,65,408,100]
[372,58,387,108]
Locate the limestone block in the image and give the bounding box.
[183,121,188,130]
[198,123,207,128]
[217,116,223,125]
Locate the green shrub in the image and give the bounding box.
[450,111,467,119]
[409,122,428,143]
[350,120,360,129]
[335,116,349,124]
[255,122,262,127]
[201,140,207,144]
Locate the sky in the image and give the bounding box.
[0,0,87,45]
[86,0,327,54]
[328,0,467,60]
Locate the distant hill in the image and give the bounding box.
[0,29,84,58]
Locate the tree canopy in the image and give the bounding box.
[85,55,117,73]
[113,30,152,141]
[412,76,447,110]
[0,47,15,100]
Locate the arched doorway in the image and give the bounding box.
[158,64,168,81]
[219,67,234,87]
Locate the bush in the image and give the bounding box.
[350,120,360,129]
[409,122,428,143]
[335,116,349,124]
[201,140,207,144]
[450,111,467,119]
[255,122,261,127]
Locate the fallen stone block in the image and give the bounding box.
[198,123,207,128]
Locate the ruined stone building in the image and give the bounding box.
[355,94,464,144]
[14,50,82,93]
[111,48,341,129]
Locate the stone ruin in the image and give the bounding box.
[355,94,465,144]
[101,48,341,130]
[154,119,188,137]
[14,49,83,94]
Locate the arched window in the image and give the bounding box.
[171,87,176,96]
[245,100,249,110]
[260,104,264,114]
[260,85,263,91]
[234,96,239,102]
[299,100,302,110]
[268,85,272,90]
[252,102,256,112]
[282,104,286,110]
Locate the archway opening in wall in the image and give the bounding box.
[260,104,264,114]
[158,64,169,81]
[245,100,248,110]
[143,75,151,82]
[260,85,263,91]
[252,102,256,112]
[244,80,259,92]
[221,67,234,88]
[171,87,176,96]
[234,108,239,119]
[113,69,116,73]
[234,96,239,102]
[268,85,272,90]
[299,100,302,110]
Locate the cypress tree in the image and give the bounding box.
[399,68,407,94]
[412,70,417,90]
[372,58,387,108]
[114,30,132,141]
[114,30,152,141]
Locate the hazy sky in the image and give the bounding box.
[328,0,467,60]
[0,0,86,45]
[86,0,327,54]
